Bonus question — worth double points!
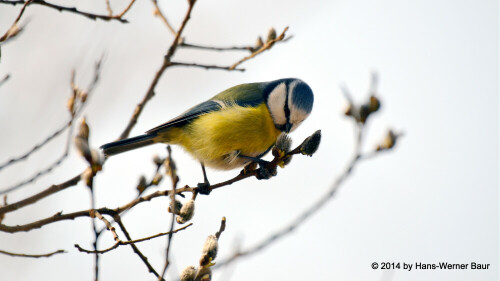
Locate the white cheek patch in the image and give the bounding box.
[267,82,287,125]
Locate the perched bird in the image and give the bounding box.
[101,78,314,173]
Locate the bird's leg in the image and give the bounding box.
[197,163,211,195]
[239,154,277,180]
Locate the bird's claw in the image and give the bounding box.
[197,181,211,195]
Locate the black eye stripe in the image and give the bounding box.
[284,84,290,124]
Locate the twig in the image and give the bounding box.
[0,248,65,258]
[0,0,32,44]
[159,146,179,280]
[179,42,254,52]
[0,0,135,23]
[0,74,11,88]
[215,217,226,239]
[170,61,245,72]
[104,0,112,16]
[229,27,290,70]
[118,0,196,140]
[151,0,176,36]
[88,180,99,281]
[115,217,164,280]
[75,223,193,254]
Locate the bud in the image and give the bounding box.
[74,135,91,162]
[368,95,380,113]
[266,28,276,43]
[168,199,183,214]
[200,235,218,266]
[180,266,196,281]
[77,117,89,141]
[376,129,399,151]
[78,90,88,103]
[176,199,195,224]
[255,36,264,50]
[82,168,94,187]
[275,133,292,154]
[67,95,75,115]
[153,154,163,166]
[300,130,321,156]
[136,176,147,194]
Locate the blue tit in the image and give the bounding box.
[101,78,314,170]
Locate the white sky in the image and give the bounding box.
[0,0,498,280]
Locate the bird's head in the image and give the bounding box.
[265,78,314,133]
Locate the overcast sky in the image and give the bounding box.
[0,0,498,280]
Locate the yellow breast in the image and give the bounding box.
[155,103,281,170]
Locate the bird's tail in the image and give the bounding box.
[100,134,156,156]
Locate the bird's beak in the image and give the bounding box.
[285,122,292,133]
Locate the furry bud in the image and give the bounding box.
[180,266,196,281]
[200,235,218,266]
[176,199,195,224]
[168,199,183,214]
[266,28,276,42]
[300,130,321,156]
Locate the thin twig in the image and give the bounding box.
[0,0,135,23]
[115,216,164,280]
[151,0,176,36]
[170,61,245,72]
[75,223,193,254]
[179,42,254,52]
[0,74,11,88]
[0,0,32,43]
[159,146,179,280]
[215,217,226,239]
[229,27,290,70]
[0,248,65,258]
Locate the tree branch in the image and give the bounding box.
[0,248,65,258]
[0,0,136,23]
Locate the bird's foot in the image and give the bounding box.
[197,181,211,195]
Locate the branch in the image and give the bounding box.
[0,0,136,23]
[0,0,32,44]
[229,27,290,70]
[170,61,245,72]
[151,0,176,36]
[115,217,164,280]
[179,42,254,52]
[0,74,10,88]
[0,248,65,258]
[75,223,193,254]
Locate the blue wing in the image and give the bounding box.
[146,100,222,134]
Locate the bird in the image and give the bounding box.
[101,78,314,176]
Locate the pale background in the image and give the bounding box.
[0,0,498,280]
